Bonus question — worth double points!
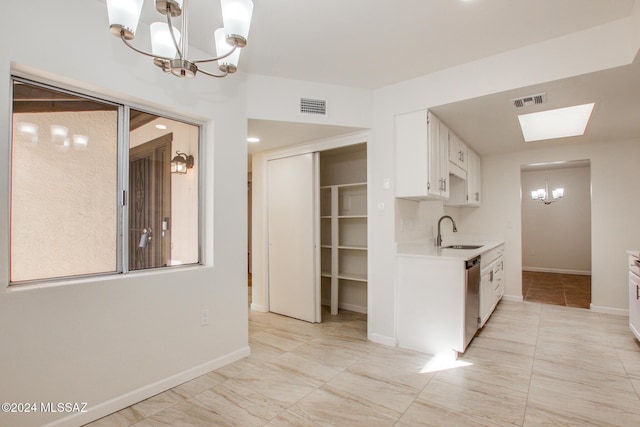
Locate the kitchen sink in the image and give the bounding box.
[442,244,483,250]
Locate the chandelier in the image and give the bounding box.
[106,0,253,78]
[531,176,564,205]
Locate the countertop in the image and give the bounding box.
[396,239,504,261]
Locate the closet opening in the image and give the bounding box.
[319,144,368,321]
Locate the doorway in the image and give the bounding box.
[520,160,591,308]
[129,134,172,270]
[252,137,369,329]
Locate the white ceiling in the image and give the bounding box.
[112,1,640,157]
[431,61,640,156]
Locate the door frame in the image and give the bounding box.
[129,133,172,270]
[251,131,370,324]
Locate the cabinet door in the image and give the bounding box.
[457,137,468,171]
[494,259,504,303]
[268,153,321,323]
[466,149,481,206]
[448,130,459,165]
[479,268,493,327]
[630,272,640,340]
[427,111,443,198]
[438,120,450,199]
[395,110,429,198]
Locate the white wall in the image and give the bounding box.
[247,74,373,128]
[0,2,249,426]
[521,166,591,274]
[457,140,640,313]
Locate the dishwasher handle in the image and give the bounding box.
[466,256,481,269]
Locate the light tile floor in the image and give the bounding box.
[85,302,640,426]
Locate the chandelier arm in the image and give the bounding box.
[120,33,174,61]
[166,10,184,60]
[192,45,238,64]
[197,67,230,78]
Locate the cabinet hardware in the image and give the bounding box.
[475,192,479,201]
[490,270,494,282]
[637,284,639,300]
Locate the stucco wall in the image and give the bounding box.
[11,110,117,281]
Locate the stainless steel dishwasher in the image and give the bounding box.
[464,256,481,350]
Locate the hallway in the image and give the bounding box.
[522,271,591,309]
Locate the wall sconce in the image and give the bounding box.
[171,151,194,174]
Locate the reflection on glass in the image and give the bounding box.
[128,109,200,271]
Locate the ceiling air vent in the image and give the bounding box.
[511,93,547,108]
[300,97,327,116]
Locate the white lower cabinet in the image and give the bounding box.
[629,252,640,341]
[396,255,466,358]
[396,242,505,358]
[479,245,504,328]
[480,266,494,327]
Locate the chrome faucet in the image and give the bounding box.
[437,215,457,247]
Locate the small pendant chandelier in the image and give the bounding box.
[531,175,564,205]
[106,0,253,78]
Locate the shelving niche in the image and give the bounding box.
[320,144,368,315]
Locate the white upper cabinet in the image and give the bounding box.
[448,130,468,172]
[437,118,450,199]
[395,109,449,200]
[466,149,481,206]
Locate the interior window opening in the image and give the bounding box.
[9,78,201,284]
[128,111,200,270]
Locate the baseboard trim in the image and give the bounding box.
[45,346,251,427]
[368,333,396,347]
[321,299,367,314]
[589,304,628,316]
[522,267,591,276]
[250,303,267,312]
[502,294,524,303]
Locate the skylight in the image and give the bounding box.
[518,103,595,142]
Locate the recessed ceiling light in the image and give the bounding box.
[155,124,167,130]
[518,103,595,142]
[247,137,260,143]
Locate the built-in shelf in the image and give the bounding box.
[337,272,368,282]
[320,165,367,315]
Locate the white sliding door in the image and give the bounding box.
[267,153,321,323]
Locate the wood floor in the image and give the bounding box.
[522,270,591,308]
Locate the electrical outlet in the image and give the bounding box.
[200,309,209,326]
